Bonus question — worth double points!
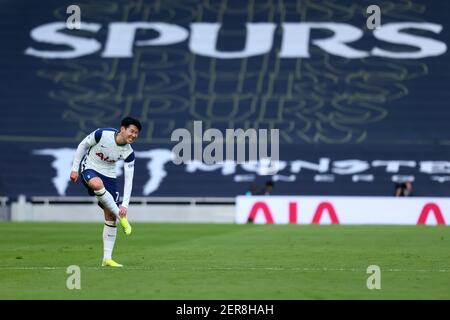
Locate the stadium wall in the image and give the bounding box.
[8,195,450,225]
[0,197,9,221]
[10,195,235,223]
[236,196,450,225]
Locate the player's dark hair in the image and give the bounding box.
[121,117,142,131]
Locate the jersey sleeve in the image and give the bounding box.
[71,130,100,172]
[121,158,135,208]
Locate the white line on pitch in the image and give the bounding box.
[0,266,449,273]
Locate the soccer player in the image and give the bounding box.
[69,117,142,267]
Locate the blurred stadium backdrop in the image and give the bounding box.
[0,0,449,300]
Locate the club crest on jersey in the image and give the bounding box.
[96,152,116,163]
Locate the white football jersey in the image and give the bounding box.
[79,128,135,178]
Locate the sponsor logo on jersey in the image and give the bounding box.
[96,152,116,163]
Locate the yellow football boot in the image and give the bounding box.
[119,217,132,236]
[102,259,123,267]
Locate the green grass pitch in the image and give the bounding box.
[0,222,449,299]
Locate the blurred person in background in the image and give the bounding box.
[395,181,413,197]
[264,180,274,195]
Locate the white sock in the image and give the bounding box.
[94,188,120,218]
[103,221,117,260]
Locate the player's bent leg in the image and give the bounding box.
[88,178,120,218]
[87,176,104,190]
[101,210,123,268]
[87,175,130,236]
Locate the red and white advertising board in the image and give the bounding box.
[235,196,450,225]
